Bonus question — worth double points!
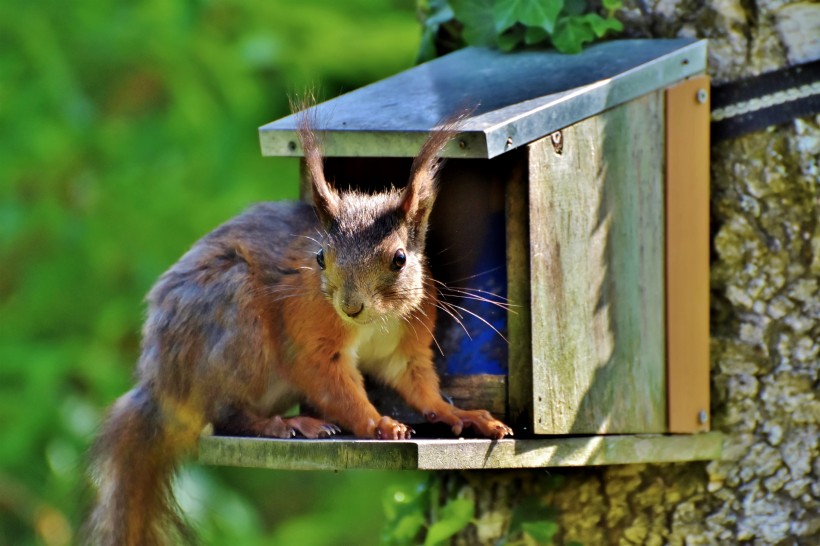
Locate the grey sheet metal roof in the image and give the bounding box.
[260,39,707,159]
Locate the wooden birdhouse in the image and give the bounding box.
[199,39,722,470]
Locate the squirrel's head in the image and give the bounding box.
[297,113,454,325]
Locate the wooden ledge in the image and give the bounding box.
[197,432,723,471]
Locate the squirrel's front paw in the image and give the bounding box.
[374,416,414,440]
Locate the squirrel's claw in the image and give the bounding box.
[444,408,514,440]
[284,416,342,439]
[317,423,342,438]
[375,416,412,440]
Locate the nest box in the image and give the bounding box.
[199,39,722,470]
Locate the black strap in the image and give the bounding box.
[711,59,820,142]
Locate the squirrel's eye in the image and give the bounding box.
[316,248,326,270]
[391,249,406,271]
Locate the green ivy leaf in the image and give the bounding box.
[450,0,497,46]
[425,0,456,26]
[498,25,526,51]
[551,16,596,53]
[423,498,474,545]
[522,521,559,544]
[417,26,440,63]
[493,0,564,34]
[524,25,550,45]
[563,0,589,16]
[581,12,623,37]
[416,0,458,63]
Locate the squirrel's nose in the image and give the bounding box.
[342,302,364,318]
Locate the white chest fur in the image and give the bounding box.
[346,317,408,385]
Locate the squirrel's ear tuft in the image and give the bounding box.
[291,93,339,225]
[401,114,464,228]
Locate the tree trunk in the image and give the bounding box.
[436,1,820,544]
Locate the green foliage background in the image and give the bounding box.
[0,1,428,544]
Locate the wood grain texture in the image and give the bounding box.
[198,432,724,470]
[665,76,711,433]
[505,157,534,431]
[528,93,667,434]
[440,374,507,419]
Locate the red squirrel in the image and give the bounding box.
[85,111,513,546]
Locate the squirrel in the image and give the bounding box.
[85,109,513,546]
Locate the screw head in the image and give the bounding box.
[696,89,708,104]
[550,130,563,154]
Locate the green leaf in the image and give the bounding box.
[417,26,439,63]
[524,25,550,45]
[450,0,497,46]
[417,0,456,63]
[551,16,596,53]
[423,498,474,545]
[493,0,564,34]
[426,0,456,26]
[602,0,622,10]
[498,25,526,52]
[581,13,623,37]
[563,0,588,16]
[381,484,430,545]
[389,513,427,543]
[522,521,559,544]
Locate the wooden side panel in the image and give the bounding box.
[666,76,711,433]
[529,93,666,434]
[506,158,534,431]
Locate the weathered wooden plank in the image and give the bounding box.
[506,157,534,431]
[665,76,711,433]
[528,93,667,434]
[440,374,507,419]
[198,433,723,470]
[197,435,418,471]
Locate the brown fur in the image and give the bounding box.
[86,109,512,546]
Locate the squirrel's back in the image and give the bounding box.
[85,108,512,546]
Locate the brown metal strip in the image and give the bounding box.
[665,75,711,433]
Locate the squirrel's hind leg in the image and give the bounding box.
[212,406,342,439]
[212,406,295,438]
[284,416,342,438]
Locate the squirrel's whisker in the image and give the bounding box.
[433,301,472,341]
[441,301,508,344]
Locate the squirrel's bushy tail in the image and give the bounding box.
[85,385,200,546]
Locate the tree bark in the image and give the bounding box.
[436,1,820,544]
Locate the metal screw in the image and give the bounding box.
[287,141,297,151]
[506,136,514,148]
[550,130,563,154]
[696,89,708,104]
[698,409,708,424]
[458,139,467,150]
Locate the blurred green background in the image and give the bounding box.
[0,0,429,544]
